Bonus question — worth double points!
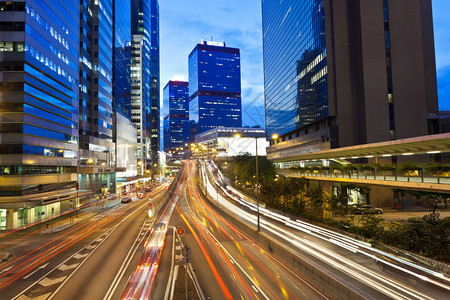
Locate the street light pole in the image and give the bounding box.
[255,136,260,232]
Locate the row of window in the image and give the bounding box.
[0,22,25,31]
[0,41,24,52]
[0,2,25,11]
[0,144,76,158]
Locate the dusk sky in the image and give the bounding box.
[160,0,450,128]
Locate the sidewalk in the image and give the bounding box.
[380,207,450,222]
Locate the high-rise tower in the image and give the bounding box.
[262,0,438,159]
[163,81,189,160]
[188,40,242,138]
[0,0,79,229]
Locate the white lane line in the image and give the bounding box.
[22,263,49,279]
[72,253,88,260]
[0,266,14,275]
[13,200,151,300]
[39,276,67,287]
[102,213,158,300]
[16,292,51,300]
[58,263,79,271]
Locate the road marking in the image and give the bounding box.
[39,276,67,287]
[58,263,79,271]
[16,292,52,300]
[23,263,49,279]
[0,266,14,275]
[73,253,88,259]
[251,285,259,293]
[175,246,181,250]
[86,245,96,250]
[95,237,104,242]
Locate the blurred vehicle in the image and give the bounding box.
[353,205,383,214]
[121,197,132,204]
[145,187,152,192]
[137,192,144,199]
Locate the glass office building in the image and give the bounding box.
[0,0,79,229]
[131,0,152,174]
[163,81,189,159]
[188,40,242,137]
[78,0,116,195]
[113,0,131,120]
[149,0,160,167]
[263,0,328,141]
[262,0,438,161]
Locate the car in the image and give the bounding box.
[137,192,144,199]
[121,197,132,204]
[145,187,152,192]
[353,205,383,214]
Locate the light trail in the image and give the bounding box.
[201,160,450,299]
[121,163,188,300]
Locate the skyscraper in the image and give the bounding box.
[131,0,151,175]
[78,0,117,195]
[149,0,160,168]
[163,81,189,159]
[188,40,242,137]
[0,0,79,229]
[262,0,438,157]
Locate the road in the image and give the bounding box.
[0,183,169,300]
[202,160,450,300]
[152,160,327,300]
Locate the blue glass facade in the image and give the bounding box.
[114,0,131,120]
[262,0,328,138]
[78,0,116,195]
[149,0,160,165]
[163,81,189,153]
[188,41,242,136]
[0,0,79,222]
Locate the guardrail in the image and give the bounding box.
[280,169,450,185]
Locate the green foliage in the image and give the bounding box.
[224,153,277,186]
[343,164,358,171]
[358,164,375,172]
[424,161,450,175]
[376,164,397,171]
[381,215,450,261]
[398,162,422,174]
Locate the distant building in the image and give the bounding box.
[163,81,189,160]
[188,40,242,138]
[262,0,438,161]
[195,127,268,159]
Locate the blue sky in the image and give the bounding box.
[160,0,450,128]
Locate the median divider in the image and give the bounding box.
[198,180,375,300]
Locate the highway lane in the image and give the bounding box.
[0,184,168,300]
[122,164,189,299]
[202,160,450,300]
[163,160,328,300]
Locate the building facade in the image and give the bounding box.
[78,0,117,197]
[163,81,189,160]
[131,0,151,175]
[0,0,80,229]
[262,0,439,161]
[188,40,242,138]
[194,127,268,159]
[149,0,160,168]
